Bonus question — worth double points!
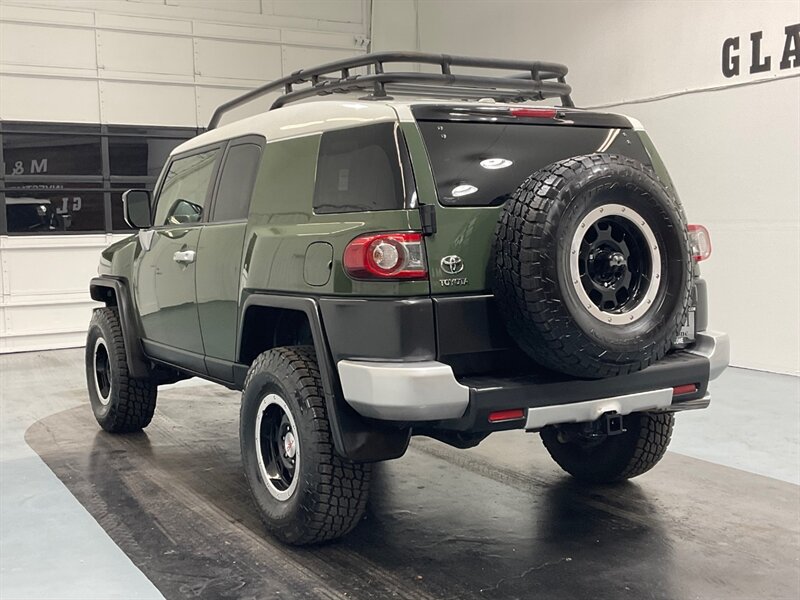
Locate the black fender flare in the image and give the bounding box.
[89,276,150,380]
[239,294,410,463]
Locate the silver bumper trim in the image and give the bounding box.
[337,360,469,421]
[524,388,674,430]
[687,330,730,380]
[665,393,711,412]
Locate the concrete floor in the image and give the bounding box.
[1,348,799,599]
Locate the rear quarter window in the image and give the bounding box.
[313,123,408,214]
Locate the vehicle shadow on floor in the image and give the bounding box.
[26,395,682,600]
[25,388,800,600]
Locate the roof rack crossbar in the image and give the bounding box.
[208,51,574,129]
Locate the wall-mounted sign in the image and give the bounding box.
[722,23,799,77]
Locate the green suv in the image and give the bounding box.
[86,52,729,545]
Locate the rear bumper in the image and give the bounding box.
[337,330,729,429]
[337,360,469,421]
[687,329,730,381]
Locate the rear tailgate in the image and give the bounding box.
[405,105,655,295]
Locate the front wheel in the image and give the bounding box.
[540,412,674,483]
[240,346,371,545]
[85,307,157,433]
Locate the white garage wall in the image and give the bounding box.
[0,0,370,353]
[373,0,800,375]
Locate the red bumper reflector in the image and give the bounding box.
[488,408,525,423]
[673,384,698,396]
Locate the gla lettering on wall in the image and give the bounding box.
[722,23,800,78]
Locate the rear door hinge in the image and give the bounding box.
[420,203,437,235]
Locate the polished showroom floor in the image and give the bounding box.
[1,348,798,599]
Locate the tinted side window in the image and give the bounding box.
[153,149,218,226]
[313,123,405,214]
[212,143,262,222]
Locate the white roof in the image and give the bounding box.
[174,100,401,154]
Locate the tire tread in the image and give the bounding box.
[243,346,370,545]
[87,307,156,433]
[493,153,692,378]
[541,412,674,483]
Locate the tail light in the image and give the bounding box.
[343,232,427,280]
[687,224,712,261]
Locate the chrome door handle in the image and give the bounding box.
[173,250,196,265]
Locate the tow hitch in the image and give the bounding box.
[604,413,626,436]
[555,412,627,443]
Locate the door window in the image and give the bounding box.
[212,143,262,222]
[153,149,219,226]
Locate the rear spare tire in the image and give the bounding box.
[493,153,691,379]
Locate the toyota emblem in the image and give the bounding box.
[440,255,464,275]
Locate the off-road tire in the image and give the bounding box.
[85,307,157,433]
[540,412,675,483]
[240,346,371,545]
[493,153,692,379]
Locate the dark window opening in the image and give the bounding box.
[416,121,652,207]
[212,143,262,222]
[313,123,407,214]
[3,133,102,177]
[109,137,188,177]
[3,183,104,233]
[0,122,197,235]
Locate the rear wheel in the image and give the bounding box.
[85,307,157,433]
[240,346,371,545]
[540,412,675,483]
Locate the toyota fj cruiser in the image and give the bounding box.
[86,52,729,545]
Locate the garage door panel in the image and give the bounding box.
[98,30,194,76]
[195,39,282,81]
[0,23,96,70]
[100,81,197,126]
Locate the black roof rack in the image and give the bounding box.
[207,51,573,129]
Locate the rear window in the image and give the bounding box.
[417,121,652,207]
[313,123,408,214]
